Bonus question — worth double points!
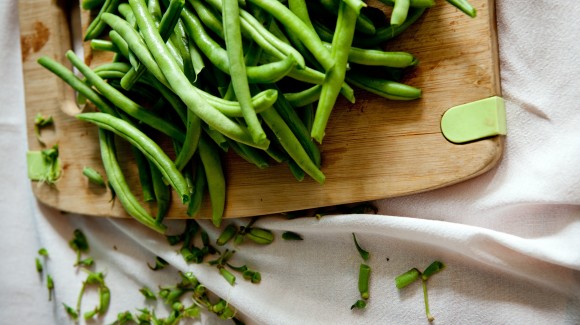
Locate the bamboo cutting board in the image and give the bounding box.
[19,0,502,219]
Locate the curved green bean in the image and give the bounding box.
[174,109,202,171]
[150,161,171,223]
[391,0,410,26]
[98,129,166,233]
[78,112,191,203]
[284,85,322,108]
[37,56,117,116]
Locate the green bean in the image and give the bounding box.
[36,57,117,117]
[262,84,321,167]
[286,67,355,104]
[90,40,119,53]
[103,14,170,86]
[299,103,315,133]
[246,0,335,71]
[147,0,163,22]
[346,70,421,100]
[227,139,269,169]
[187,158,206,217]
[391,0,410,26]
[358,263,371,299]
[150,162,171,223]
[198,134,226,227]
[223,0,268,146]
[353,8,426,48]
[174,110,202,171]
[82,167,106,186]
[260,107,325,184]
[84,0,121,40]
[108,30,140,71]
[131,146,156,202]
[97,129,166,233]
[79,112,190,203]
[283,85,321,108]
[446,0,477,17]
[187,34,206,82]
[202,124,230,152]
[288,0,315,30]
[312,1,360,143]
[66,51,186,142]
[318,0,376,35]
[180,8,297,84]
[189,0,225,39]
[120,0,185,90]
[378,0,435,8]
[288,159,305,182]
[109,5,265,149]
[322,43,418,67]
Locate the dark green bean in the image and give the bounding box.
[82,0,105,10]
[187,157,207,217]
[378,0,435,8]
[174,110,202,171]
[84,0,121,40]
[198,134,226,227]
[227,139,269,169]
[131,146,156,202]
[260,107,325,184]
[353,8,426,48]
[150,162,171,223]
[98,129,166,233]
[318,0,376,35]
[78,112,190,203]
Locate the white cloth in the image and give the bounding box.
[1,0,579,324]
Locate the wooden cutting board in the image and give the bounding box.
[18,0,502,219]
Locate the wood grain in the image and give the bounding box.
[18,0,503,219]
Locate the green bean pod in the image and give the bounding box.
[223,0,268,145]
[312,0,360,143]
[346,71,421,100]
[97,129,166,233]
[353,8,426,48]
[261,108,325,184]
[80,112,190,203]
[378,0,435,8]
[198,134,226,227]
[283,85,322,108]
[84,0,121,40]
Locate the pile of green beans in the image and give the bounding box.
[40,0,475,232]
